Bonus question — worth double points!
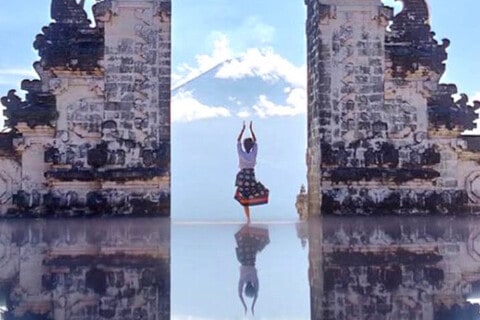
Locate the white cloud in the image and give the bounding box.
[215,47,307,118]
[215,48,306,89]
[172,90,231,122]
[172,27,307,120]
[173,34,234,89]
[173,14,277,90]
[236,110,251,118]
[253,87,307,118]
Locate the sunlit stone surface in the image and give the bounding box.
[0,0,171,217]
[304,0,480,216]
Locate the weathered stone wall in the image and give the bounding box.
[304,0,480,215]
[0,0,171,216]
[309,217,480,319]
[0,218,170,319]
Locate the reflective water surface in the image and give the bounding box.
[173,216,480,320]
[3,216,480,320]
[172,222,310,320]
[311,216,480,320]
[0,218,170,320]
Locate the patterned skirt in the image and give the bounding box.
[234,168,269,206]
[235,225,270,266]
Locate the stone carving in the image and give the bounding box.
[51,0,88,24]
[386,0,449,78]
[0,0,171,217]
[295,185,308,220]
[429,86,480,131]
[1,88,57,129]
[465,171,480,204]
[304,0,480,216]
[1,90,25,109]
[92,0,113,26]
[87,142,109,168]
[0,133,15,156]
[34,0,103,70]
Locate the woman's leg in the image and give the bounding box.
[243,205,251,222]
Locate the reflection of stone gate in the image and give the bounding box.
[0,218,170,319]
[304,0,480,216]
[309,217,480,319]
[0,0,171,216]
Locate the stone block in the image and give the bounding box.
[0,0,171,217]
[304,0,480,216]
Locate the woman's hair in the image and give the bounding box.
[243,138,254,153]
[245,281,258,297]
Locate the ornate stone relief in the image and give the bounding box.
[0,0,170,217]
[304,0,480,216]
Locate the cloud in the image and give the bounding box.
[173,34,234,89]
[172,90,231,122]
[172,27,306,120]
[236,110,251,118]
[173,14,277,90]
[253,87,307,118]
[215,48,306,88]
[215,47,307,118]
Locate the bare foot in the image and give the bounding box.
[244,206,250,222]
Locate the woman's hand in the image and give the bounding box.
[249,121,256,142]
[238,121,246,141]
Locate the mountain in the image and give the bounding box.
[172,57,307,222]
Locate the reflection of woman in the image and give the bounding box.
[235,121,269,222]
[235,224,270,315]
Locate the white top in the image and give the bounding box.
[239,265,258,286]
[237,141,257,169]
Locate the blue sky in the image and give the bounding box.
[1,0,478,116]
[0,1,479,222]
[0,1,479,318]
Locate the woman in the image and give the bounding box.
[235,121,269,222]
[235,224,270,315]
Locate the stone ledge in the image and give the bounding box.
[327,167,441,184]
[45,167,168,182]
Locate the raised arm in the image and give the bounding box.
[251,281,259,316]
[238,279,247,314]
[237,121,246,142]
[249,121,256,142]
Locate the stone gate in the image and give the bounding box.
[0,0,171,217]
[305,0,480,215]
